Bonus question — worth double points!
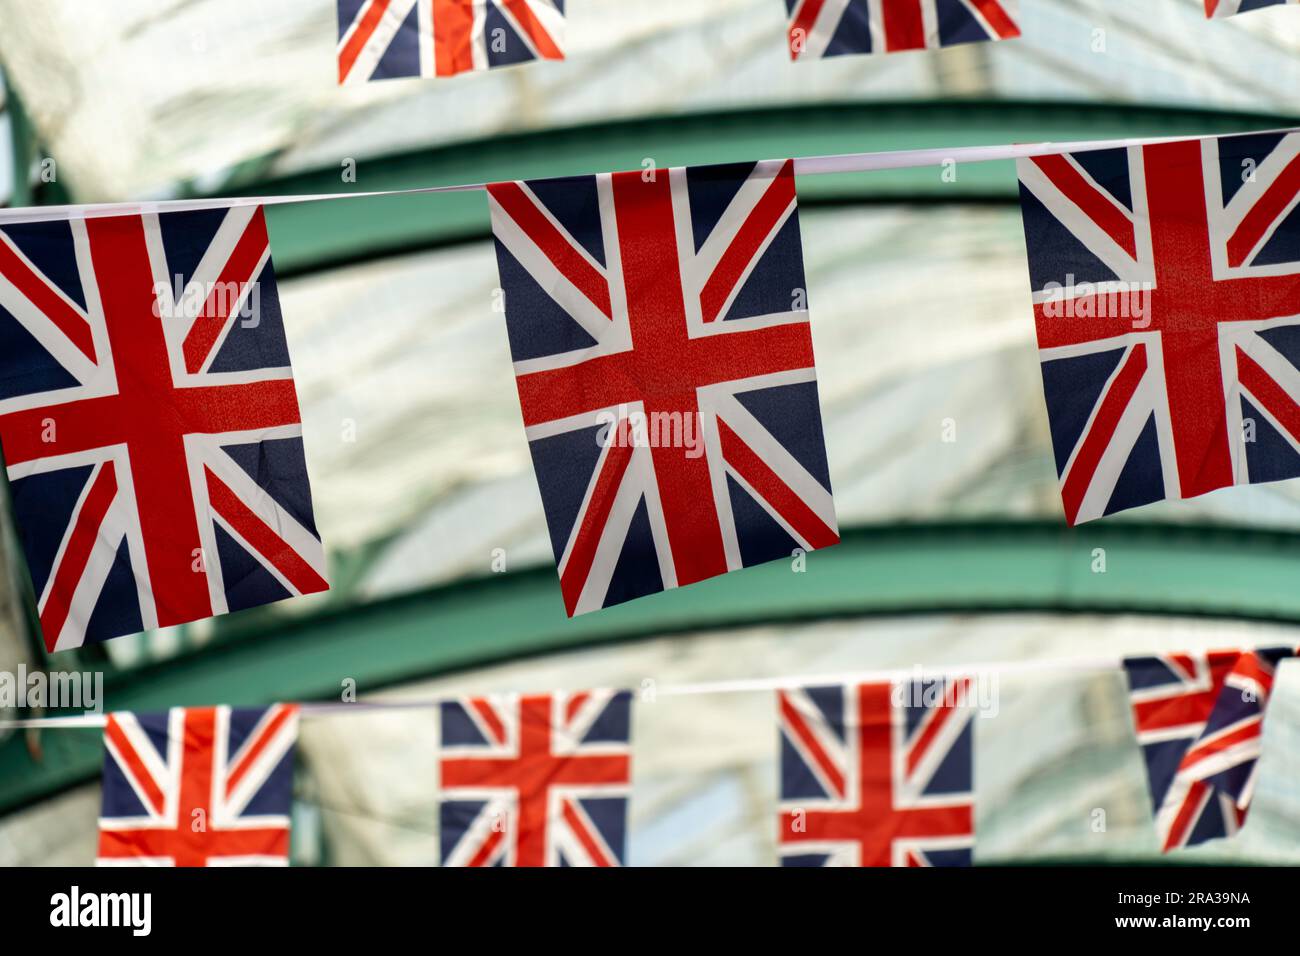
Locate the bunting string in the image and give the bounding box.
[0,129,1274,227]
[0,650,1224,729]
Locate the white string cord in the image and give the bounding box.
[0,652,1134,728]
[1,128,1287,226]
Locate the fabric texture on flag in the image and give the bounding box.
[337,0,566,84]
[0,207,329,653]
[1123,647,1295,852]
[1205,0,1298,18]
[438,689,632,866]
[1016,130,1300,524]
[486,160,838,617]
[785,0,1021,60]
[97,704,298,866]
[778,678,975,866]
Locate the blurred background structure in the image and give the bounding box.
[2,0,1300,865]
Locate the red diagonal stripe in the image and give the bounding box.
[204,468,328,597]
[466,825,507,867]
[338,0,394,83]
[1058,343,1148,526]
[225,704,296,799]
[1163,780,1211,851]
[699,161,797,323]
[1238,346,1300,447]
[38,461,118,650]
[778,692,846,798]
[716,417,838,550]
[181,211,270,374]
[1226,152,1300,267]
[969,0,1021,39]
[104,714,167,817]
[489,181,612,320]
[471,698,508,747]
[906,678,971,776]
[502,0,563,59]
[1180,719,1260,772]
[1227,651,1275,697]
[0,234,96,363]
[557,438,634,616]
[1031,155,1138,259]
[564,692,590,726]
[561,798,617,867]
[787,0,828,60]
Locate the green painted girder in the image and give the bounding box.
[249,100,1300,276]
[7,519,1300,816]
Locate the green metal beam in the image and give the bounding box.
[7,519,1300,815]
[250,100,1300,276]
[5,86,33,208]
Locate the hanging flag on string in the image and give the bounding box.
[486,160,838,616]
[1123,647,1296,852]
[97,704,299,866]
[785,0,1021,61]
[438,690,632,866]
[337,0,565,84]
[1206,0,1298,18]
[0,208,328,653]
[1016,131,1300,524]
[778,677,976,866]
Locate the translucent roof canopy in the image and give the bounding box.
[0,0,1297,201]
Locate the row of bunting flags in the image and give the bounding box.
[2,127,1300,652]
[335,0,1298,84]
[68,644,1295,865]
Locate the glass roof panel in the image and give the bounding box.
[0,0,1297,201]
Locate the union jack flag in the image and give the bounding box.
[1017,131,1300,524]
[1123,648,1295,851]
[97,704,299,866]
[337,0,565,84]
[438,689,632,867]
[0,208,329,652]
[487,160,838,616]
[1206,0,1298,18]
[778,678,975,866]
[785,0,1020,60]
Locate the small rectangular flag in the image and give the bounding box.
[778,678,975,866]
[1016,131,1300,524]
[1206,0,1298,18]
[1122,648,1295,851]
[487,160,838,616]
[0,207,329,652]
[98,704,299,866]
[337,0,565,84]
[786,0,1021,61]
[438,690,632,866]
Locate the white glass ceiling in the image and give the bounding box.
[0,0,1296,200]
